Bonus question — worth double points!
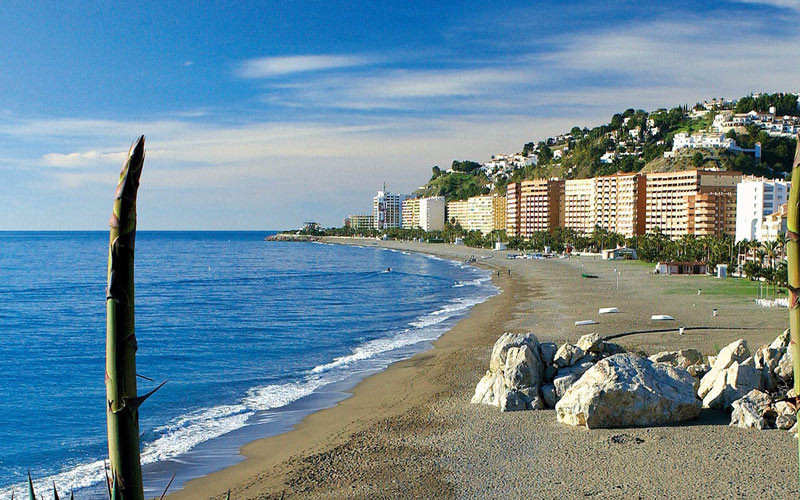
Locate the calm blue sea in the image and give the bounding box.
[0,232,495,497]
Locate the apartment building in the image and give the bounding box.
[373,186,406,230]
[348,214,375,230]
[506,179,565,238]
[419,197,445,231]
[401,198,420,229]
[563,178,595,235]
[756,203,788,242]
[445,196,505,234]
[686,192,738,237]
[594,173,647,238]
[645,170,741,238]
[735,176,791,242]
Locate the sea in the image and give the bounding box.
[0,231,497,498]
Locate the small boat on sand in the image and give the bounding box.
[599,307,619,314]
[581,273,598,278]
[651,314,674,321]
[575,320,598,326]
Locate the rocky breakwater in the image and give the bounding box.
[265,233,322,242]
[702,332,799,433]
[554,353,700,428]
[472,328,799,434]
[471,332,627,413]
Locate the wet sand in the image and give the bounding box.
[167,239,796,499]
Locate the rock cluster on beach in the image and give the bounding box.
[472,329,799,434]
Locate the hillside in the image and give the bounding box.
[416,92,798,197]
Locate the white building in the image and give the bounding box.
[756,203,788,243]
[735,176,790,242]
[672,132,735,151]
[418,196,446,231]
[373,185,407,230]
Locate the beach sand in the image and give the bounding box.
[167,239,797,499]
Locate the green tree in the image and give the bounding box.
[692,152,704,167]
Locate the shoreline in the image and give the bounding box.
[168,238,797,499]
[164,238,509,499]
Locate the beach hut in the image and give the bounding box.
[654,261,708,275]
[716,264,728,279]
[602,247,638,261]
[495,241,507,251]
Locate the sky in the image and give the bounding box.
[1,0,799,230]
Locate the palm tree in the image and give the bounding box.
[763,240,779,270]
[776,233,787,261]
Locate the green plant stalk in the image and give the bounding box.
[105,136,146,500]
[788,133,800,488]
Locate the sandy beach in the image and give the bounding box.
[167,238,796,499]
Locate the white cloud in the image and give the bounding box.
[729,0,800,11]
[237,54,374,78]
[183,60,194,67]
[42,150,127,168]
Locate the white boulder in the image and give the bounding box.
[472,333,545,411]
[555,353,700,429]
[577,333,603,353]
[702,361,763,409]
[554,343,585,368]
[730,389,771,430]
[775,349,794,383]
[697,339,751,400]
[649,349,703,369]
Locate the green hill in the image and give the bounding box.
[416,92,797,197]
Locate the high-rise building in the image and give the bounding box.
[506,179,565,238]
[446,196,506,234]
[735,176,791,242]
[686,192,738,237]
[594,173,647,238]
[564,178,595,235]
[402,198,420,229]
[419,196,446,231]
[446,200,469,227]
[373,185,406,230]
[404,197,446,231]
[645,169,741,238]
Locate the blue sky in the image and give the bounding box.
[1,0,798,229]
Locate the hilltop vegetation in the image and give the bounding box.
[416,162,491,200]
[416,92,798,197]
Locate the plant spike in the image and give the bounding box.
[105,136,146,500]
[788,132,800,489]
[104,460,112,500]
[225,490,230,500]
[52,482,59,500]
[27,471,36,500]
[69,491,74,500]
[110,473,122,500]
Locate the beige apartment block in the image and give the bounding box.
[446,196,505,234]
[348,214,375,230]
[595,173,647,238]
[401,198,420,229]
[564,178,595,235]
[506,179,565,238]
[645,169,741,238]
[492,196,507,233]
[446,200,469,227]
